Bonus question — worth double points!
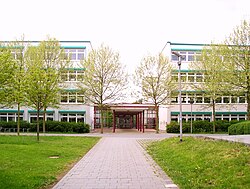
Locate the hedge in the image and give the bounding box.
[228,121,250,135]
[0,121,90,133]
[166,120,240,133]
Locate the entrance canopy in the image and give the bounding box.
[110,105,149,115]
[110,104,154,133]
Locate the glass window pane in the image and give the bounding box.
[171,55,178,61]
[77,53,84,60]
[69,117,76,122]
[188,55,194,61]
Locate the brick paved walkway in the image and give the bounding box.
[53,136,178,189]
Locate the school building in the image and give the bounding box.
[0,41,248,131]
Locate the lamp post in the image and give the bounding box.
[189,98,194,133]
[172,51,183,142]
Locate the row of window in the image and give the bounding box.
[60,70,84,82]
[172,72,204,83]
[60,92,84,103]
[11,48,85,61]
[0,112,85,123]
[171,114,247,122]
[171,51,201,62]
[171,93,247,104]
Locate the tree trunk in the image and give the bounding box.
[17,103,20,136]
[155,104,159,134]
[37,104,40,141]
[43,107,46,133]
[212,99,216,133]
[247,89,250,120]
[100,106,104,134]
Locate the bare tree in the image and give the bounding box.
[224,20,250,120]
[191,44,231,132]
[134,54,176,133]
[78,44,128,133]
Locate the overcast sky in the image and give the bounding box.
[1,0,249,73]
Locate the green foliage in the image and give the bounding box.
[167,120,239,133]
[79,44,127,133]
[147,137,250,189]
[0,121,89,133]
[0,135,100,189]
[30,121,90,133]
[228,121,250,135]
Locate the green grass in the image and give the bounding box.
[0,135,100,189]
[147,137,250,189]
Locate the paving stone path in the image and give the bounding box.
[53,136,178,189]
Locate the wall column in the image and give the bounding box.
[142,110,145,133]
[113,110,116,133]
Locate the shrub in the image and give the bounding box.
[0,121,90,133]
[166,120,242,133]
[228,121,250,135]
[0,121,30,129]
[166,122,179,133]
[192,120,213,133]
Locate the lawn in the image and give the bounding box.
[0,135,100,189]
[147,137,250,189]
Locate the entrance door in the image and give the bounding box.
[117,115,133,128]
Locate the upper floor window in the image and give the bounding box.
[171,51,201,62]
[64,49,85,61]
[60,69,85,82]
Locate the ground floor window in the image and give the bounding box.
[171,112,247,122]
[29,112,54,123]
[0,111,23,122]
[59,112,85,123]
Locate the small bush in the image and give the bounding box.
[167,120,243,134]
[0,121,90,133]
[228,121,250,135]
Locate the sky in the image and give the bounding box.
[1,0,249,75]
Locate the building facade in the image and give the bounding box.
[161,42,248,129]
[1,41,247,132]
[0,41,94,127]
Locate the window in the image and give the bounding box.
[204,96,211,103]
[77,93,84,103]
[61,92,68,103]
[171,54,178,61]
[187,52,195,61]
[223,97,229,103]
[171,73,178,82]
[195,93,203,103]
[239,96,246,103]
[215,97,222,103]
[77,70,84,81]
[187,72,195,82]
[231,96,237,103]
[64,49,85,61]
[196,73,203,82]
[69,92,76,103]
[61,92,84,104]
[69,70,76,81]
[60,113,85,123]
[29,113,54,123]
[181,73,187,82]
[0,112,23,122]
[171,97,178,103]
[180,52,187,61]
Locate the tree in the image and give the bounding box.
[25,46,48,141]
[134,54,176,133]
[224,20,250,120]
[38,38,69,133]
[78,44,127,134]
[0,46,16,106]
[191,44,230,132]
[7,39,28,136]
